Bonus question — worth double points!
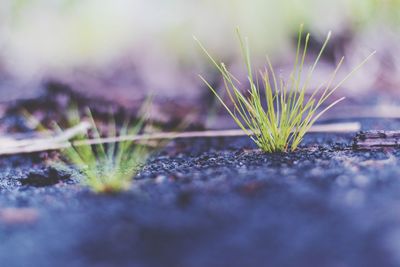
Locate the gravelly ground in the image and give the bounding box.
[0,118,400,267]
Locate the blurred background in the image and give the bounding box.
[0,0,399,126]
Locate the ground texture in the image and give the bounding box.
[1,117,400,267]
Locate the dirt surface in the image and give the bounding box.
[0,117,399,267]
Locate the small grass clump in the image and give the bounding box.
[195,25,374,153]
[55,107,151,193]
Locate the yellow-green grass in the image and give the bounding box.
[195,25,374,153]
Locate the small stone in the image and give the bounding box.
[154,175,167,184]
[345,189,365,207]
[336,175,349,187]
[0,208,39,225]
[353,175,369,188]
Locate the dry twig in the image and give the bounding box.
[0,121,361,156]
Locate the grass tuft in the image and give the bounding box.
[195,25,375,153]
[54,106,151,194]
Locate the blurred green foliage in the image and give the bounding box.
[0,0,399,79]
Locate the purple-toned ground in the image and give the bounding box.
[0,107,400,266]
